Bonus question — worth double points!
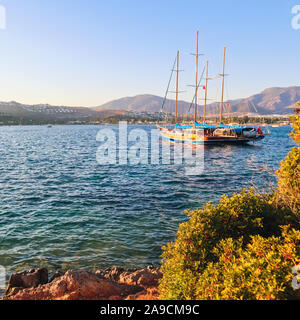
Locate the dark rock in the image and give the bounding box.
[49,270,65,283]
[5,268,48,297]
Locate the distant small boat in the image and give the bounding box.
[47,124,52,128]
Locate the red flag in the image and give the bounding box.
[203,86,206,90]
[226,103,230,107]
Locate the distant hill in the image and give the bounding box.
[0,86,299,125]
[0,101,127,122]
[93,94,192,114]
[228,87,300,115]
[0,101,128,124]
[95,86,300,115]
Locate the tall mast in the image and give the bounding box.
[175,50,179,124]
[203,60,209,123]
[194,30,199,123]
[220,46,226,123]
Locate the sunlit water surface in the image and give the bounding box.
[0,125,295,273]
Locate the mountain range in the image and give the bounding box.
[0,86,299,124]
[94,86,300,116]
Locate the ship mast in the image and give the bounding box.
[219,46,226,123]
[175,50,179,123]
[194,31,199,123]
[203,60,209,123]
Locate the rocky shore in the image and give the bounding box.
[2,266,162,300]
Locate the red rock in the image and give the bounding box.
[95,266,127,281]
[118,267,162,289]
[3,270,143,301]
[126,287,160,300]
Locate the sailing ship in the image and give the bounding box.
[157,31,268,145]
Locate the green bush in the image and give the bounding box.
[159,189,296,300]
[159,117,300,300]
[288,115,300,143]
[276,115,300,217]
[276,147,300,216]
[196,226,300,300]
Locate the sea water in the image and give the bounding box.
[0,125,295,273]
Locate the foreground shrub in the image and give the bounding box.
[276,115,300,218]
[196,226,300,300]
[276,147,300,216]
[289,114,300,143]
[159,118,300,300]
[159,189,296,300]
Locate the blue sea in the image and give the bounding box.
[0,125,296,273]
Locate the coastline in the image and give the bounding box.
[1,266,162,300]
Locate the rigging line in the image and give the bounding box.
[225,82,230,117]
[250,100,259,114]
[187,65,206,115]
[214,85,221,119]
[160,56,177,112]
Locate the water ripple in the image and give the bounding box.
[0,125,295,272]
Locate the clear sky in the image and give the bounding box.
[0,0,299,106]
